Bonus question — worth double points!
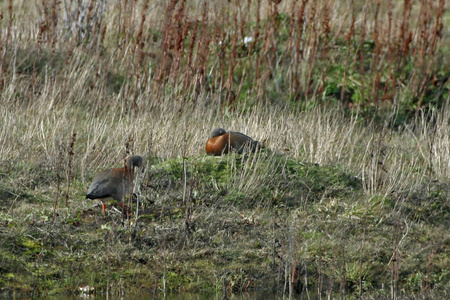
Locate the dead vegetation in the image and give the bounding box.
[0,0,449,298]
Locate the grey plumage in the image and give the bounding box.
[86,155,144,203]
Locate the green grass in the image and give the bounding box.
[1,153,449,298]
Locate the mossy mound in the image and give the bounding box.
[147,152,362,208]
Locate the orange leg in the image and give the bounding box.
[102,203,106,217]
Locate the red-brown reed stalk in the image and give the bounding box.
[91,0,105,53]
[133,0,150,113]
[120,0,132,46]
[99,22,107,49]
[154,0,178,94]
[123,138,136,225]
[305,4,317,97]
[169,0,186,86]
[415,0,445,111]
[40,0,49,43]
[65,132,76,208]
[253,0,262,98]
[429,0,445,56]
[342,0,355,105]
[38,0,57,97]
[372,0,382,106]
[386,0,393,58]
[184,21,198,93]
[53,144,64,220]
[358,2,367,107]
[345,0,355,48]
[318,0,331,96]
[192,1,212,103]
[50,0,58,51]
[411,0,431,109]
[286,0,296,97]
[226,6,238,109]
[381,0,396,104]
[293,0,308,100]
[268,0,280,78]
[256,0,280,100]
[181,124,191,235]
[85,0,98,48]
[286,1,297,63]
[398,0,412,69]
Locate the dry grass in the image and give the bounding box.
[0,0,449,298]
[2,98,449,198]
